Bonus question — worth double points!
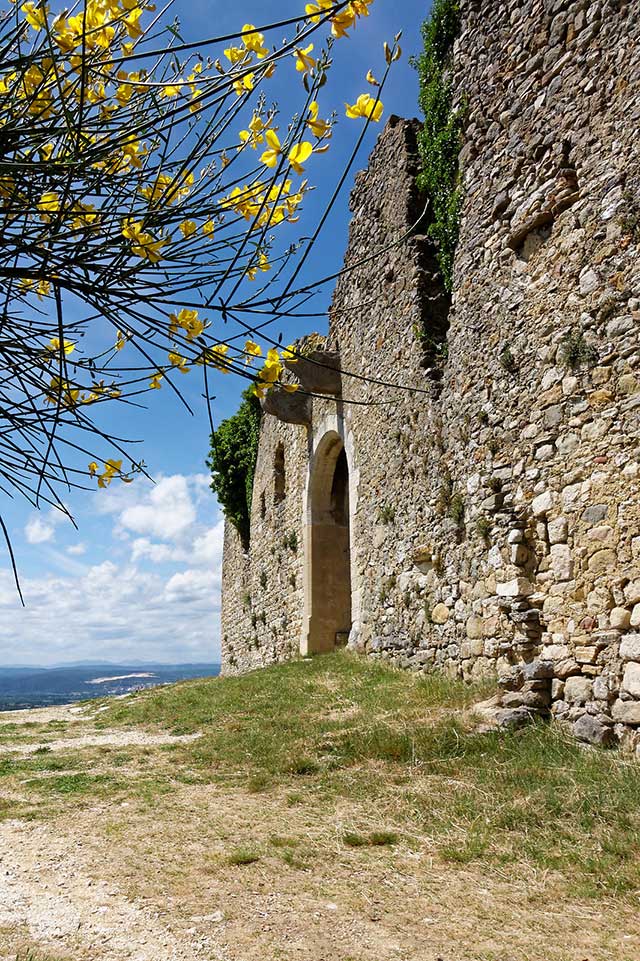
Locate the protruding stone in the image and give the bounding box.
[431,603,450,624]
[547,516,568,544]
[284,349,342,395]
[612,700,640,725]
[619,634,640,661]
[610,607,632,630]
[531,491,554,517]
[622,662,640,698]
[260,390,312,425]
[573,714,614,747]
[564,676,592,704]
[497,577,533,597]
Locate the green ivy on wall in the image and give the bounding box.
[208,388,262,549]
[416,0,463,292]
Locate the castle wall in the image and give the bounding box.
[221,0,640,749]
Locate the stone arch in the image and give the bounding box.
[302,431,352,655]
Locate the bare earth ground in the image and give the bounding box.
[0,691,639,961]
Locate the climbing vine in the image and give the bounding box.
[415,0,463,291]
[208,389,262,550]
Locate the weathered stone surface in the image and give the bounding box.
[564,676,593,705]
[619,635,640,661]
[573,714,614,747]
[612,700,640,725]
[610,607,632,630]
[431,603,450,625]
[221,10,640,749]
[622,663,640,699]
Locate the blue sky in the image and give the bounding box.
[0,0,431,667]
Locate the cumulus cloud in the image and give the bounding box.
[0,473,223,666]
[24,507,71,545]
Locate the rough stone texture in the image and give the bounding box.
[221,0,640,749]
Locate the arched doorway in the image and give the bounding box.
[302,432,352,655]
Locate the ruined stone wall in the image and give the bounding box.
[221,0,640,750]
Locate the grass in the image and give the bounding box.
[2,651,640,902]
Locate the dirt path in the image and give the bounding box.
[1,701,639,961]
[0,820,224,961]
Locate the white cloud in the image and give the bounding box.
[24,516,56,544]
[0,473,224,666]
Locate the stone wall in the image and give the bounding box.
[220,0,640,751]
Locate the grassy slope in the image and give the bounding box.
[2,652,640,901]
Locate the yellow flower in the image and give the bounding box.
[261,132,313,175]
[202,220,215,238]
[345,93,384,122]
[168,351,190,373]
[307,101,331,138]
[294,44,316,75]
[124,7,143,38]
[246,251,271,281]
[281,344,299,363]
[366,69,379,86]
[244,340,262,363]
[37,191,60,221]
[223,45,246,64]
[179,220,197,238]
[331,8,356,38]
[288,142,313,175]
[241,24,268,59]
[115,330,126,351]
[21,1,48,30]
[261,129,283,168]
[169,307,206,341]
[149,373,163,389]
[238,112,267,150]
[88,462,98,476]
[122,218,166,263]
[305,0,333,23]
[195,344,231,372]
[47,337,75,355]
[233,72,255,96]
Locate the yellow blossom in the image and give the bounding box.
[244,340,262,363]
[179,220,197,238]
[345,92,384,122]
[202,219,215,238]
[115,330,126,351]
[241,24,268,59]
[307,101,331,138]
[294,44,316,75]
[305,0,333,23]
[149,373,163,389]
[233,72,255,96]
[223,45,246,64]
[47,338,75,355]
[168,350,190,373]
[366,69,379,85]
[21,1,48,30]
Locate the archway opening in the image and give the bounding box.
[303,434,352,655]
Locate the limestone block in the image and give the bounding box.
[496,577,533,597]
[550,544,573,581]
[618,373,639,396]
[466,615,484,639]
[612,700,640,725]
[564,676,593,704]
[562,483,583,511]
[575,646,598,665]
[624,581,640,605]
[532,491,554,517]
[573,714,614,747]
[631,605,640,629]
[548,516,568,544]
[461,639,484,658]
[610,607,632,630]
[622,663,640,698]
[431,603,450,625]
[620,634,640,661]
[588,549,616,574]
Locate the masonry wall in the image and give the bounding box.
[221,0,640,750]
